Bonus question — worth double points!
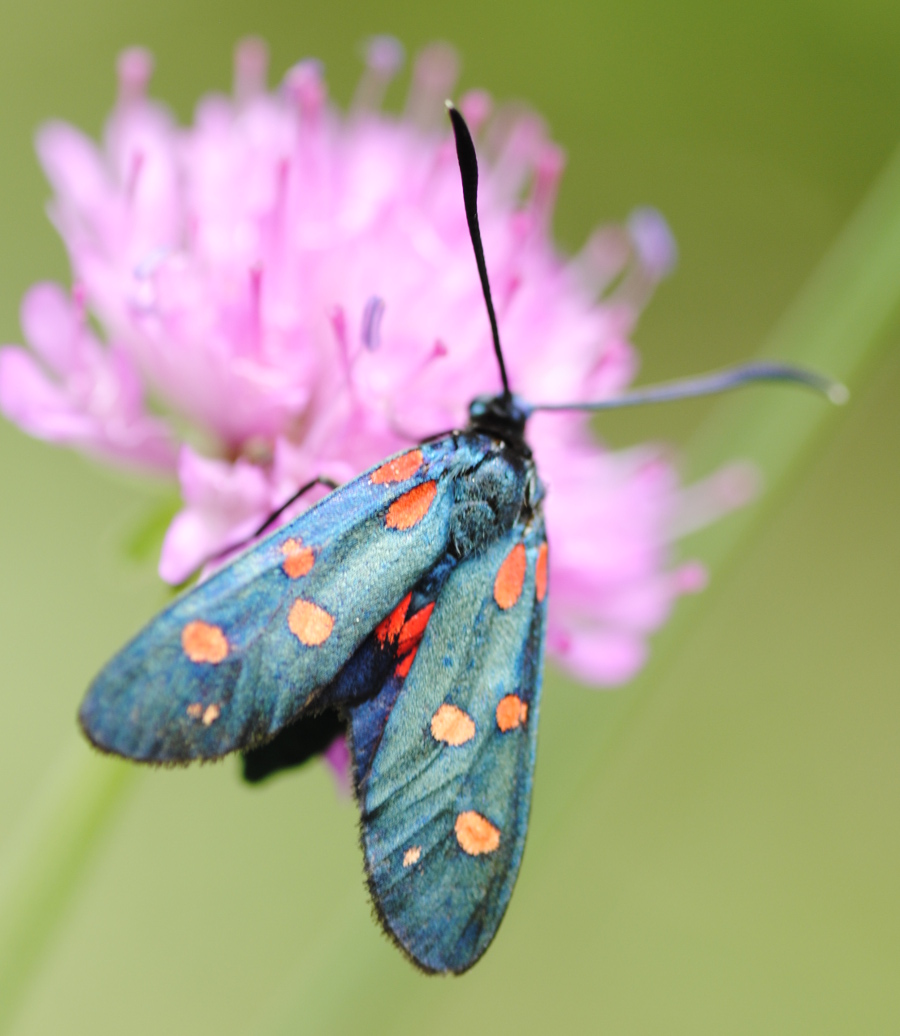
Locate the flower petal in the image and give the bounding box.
[159,448,273,583]
[20,282,89,375]
[323,734,352,797]
[0,340,176,472]
[36,121,112,221]
[549,624,648,686]
[0,347,95,439]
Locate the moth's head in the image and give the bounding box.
[467,393,532,444]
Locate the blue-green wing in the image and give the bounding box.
[351,518,548,974]
[79,440,473,763]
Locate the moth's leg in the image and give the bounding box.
[206,476,339,566]
[251,476,339,538]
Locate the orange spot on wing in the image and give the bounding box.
[396,601,435,656]
[394,645,418,679]
[431,703,476,746]
[288,599,334,646]
[202,703,221,726]
[281,538,315,578]
[385,480,437,530]
[535,542,549,603]
[493,543,527,610]
[402,846,422,867]
[375,592,412,647]
[370,449,424,484]
[455,811,500,855]
[186,703,203,719]
[182,621,229,664]
[496,694,528,732]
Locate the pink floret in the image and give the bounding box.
[0,283,175,470]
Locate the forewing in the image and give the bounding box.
[80,441,466,763]
[352,518,548,974]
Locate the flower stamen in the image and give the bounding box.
[233,37,268,105]
[360,297,385,351]
[406,43,459,129]
[353,36,404,113]
[125,150,145,203]
[248,265,263,351]
[285,60,326,125]
[459,90,493,137]
[531,142,566,231]
[116,47,153,107]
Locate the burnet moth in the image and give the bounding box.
[79,104,843,974]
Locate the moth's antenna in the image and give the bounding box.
[447,101,512,399]
[527,360,848,413]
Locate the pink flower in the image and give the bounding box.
[0,39,746,784]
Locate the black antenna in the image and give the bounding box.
[447,102,512,399]
[445,104,845,419]
[526,360,848,414]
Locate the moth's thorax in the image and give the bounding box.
[449,431,543,561]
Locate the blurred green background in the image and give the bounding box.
[1,0,899,1032]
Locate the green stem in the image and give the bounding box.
[0,744,137,1032]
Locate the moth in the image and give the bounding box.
[79,105,840,973]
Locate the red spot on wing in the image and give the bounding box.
[182,621,229,664]
[371,449,424,484]
[202,703,221,726]
[288,599,334,646]
[379,595,435,679]
[392,601,435,679]
[535,542,548,602]
[281,538,315,578]
[385,481,437,530]
[376,592,412,647]
[430,703,476,745]
[396,602,435,656]
[394,645,418,679]
[493,543,527,610]
[496,694,528,732]
[455,811,500,855]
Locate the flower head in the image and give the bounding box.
[0,38,739,701]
